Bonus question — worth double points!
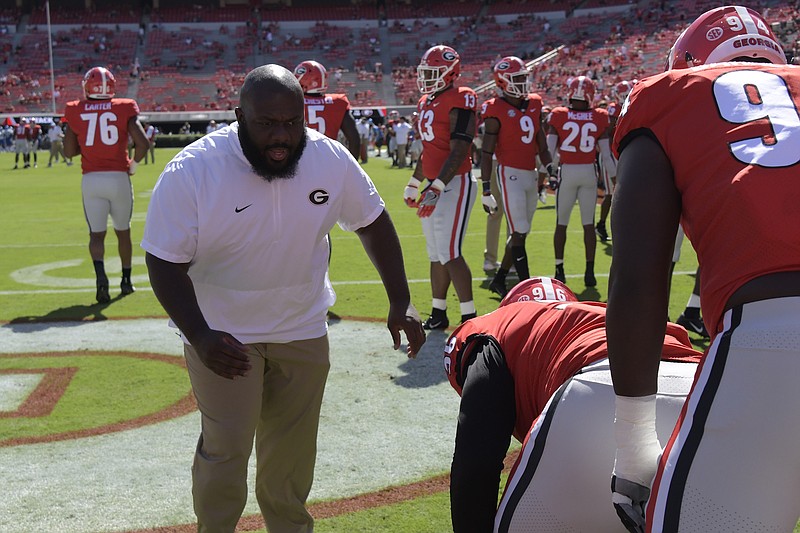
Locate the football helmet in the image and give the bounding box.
[417,45,461,95]
[493,56,531,98]
[567,75,595,104]
[613,80,633,101]
[666,6,786,70]
[500,277,577,307]
[82,67,115,100]
[294,60,328,94]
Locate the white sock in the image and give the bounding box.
[460,301,476,315]
[432,298,447,311]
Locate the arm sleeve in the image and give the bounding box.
[450,336,516,533]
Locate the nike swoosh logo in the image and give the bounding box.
[234,204,252,213]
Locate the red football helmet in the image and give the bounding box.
[613,80,633,101]
[82,66,115,100]
[666,6,786,70]
[566,75,595,104]
[500,277,578,307]
[294,60,328,94]
[417,45,461,95]
[493,56,531,98]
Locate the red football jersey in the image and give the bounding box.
[417,85,477,179]
[548,106,610,164]
[606,100,623,120]
[64,98,139,173]
[614,63,800,334]
[444,301,701,442]
[480,94,543,170]
[15,124,31,140]
[303,93,351,140]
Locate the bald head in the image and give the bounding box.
[240,64,303,108]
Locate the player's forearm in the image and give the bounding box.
[434,140,471,183]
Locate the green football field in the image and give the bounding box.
[0,147,718,532]
[0,147,705,328]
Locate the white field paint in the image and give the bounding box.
[0,318,459,532]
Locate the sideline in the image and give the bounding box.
[0,318,458,532]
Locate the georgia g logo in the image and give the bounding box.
[295,66,307,75]
[496,60,511,71]
[443,50,457,62]
[309,189,330,205]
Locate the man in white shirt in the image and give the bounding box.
[142,64,425,533]
[46,120,71,167]
[392,115,412,168]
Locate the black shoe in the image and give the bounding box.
[461,313,477,324]
[120,279,135,295]
[423,312,449,330]
[489,279,508,298]
[584,271,597,287]
[677,313,709,338]
[596,222,609,242]
[96,279,110,303]
[555,265,566,283]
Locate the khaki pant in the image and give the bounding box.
[185,335,330,533]
[484,160,506,264]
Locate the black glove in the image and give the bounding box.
[611,475,650,533]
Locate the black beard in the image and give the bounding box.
[238,123,307,182]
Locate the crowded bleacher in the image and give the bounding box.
[1,0,799,115]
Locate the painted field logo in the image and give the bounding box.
[0,351,194,447]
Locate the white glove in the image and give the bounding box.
[481,193,497,214]
[416,179,445,218]
[128,160,138,176]
[612,394,661,533]
[404,177,421,208]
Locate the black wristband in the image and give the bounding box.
[482,180,491,194]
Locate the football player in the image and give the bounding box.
[547,76,615,287]
[64,66,149,303]
[479,56,556,298]
[13,117,31,169]
[293,60,360,159]
[595,80,631,243]
[445,277,701,532]
[403,44,478,329]
[607,6,800,532]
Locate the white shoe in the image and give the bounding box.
[483,259,501,272]
[539,190,548,204]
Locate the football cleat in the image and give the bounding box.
[96,278,110,304]
[554,264,566,283]
[120,279,135,296]
[423,310,449,330]
[489,279,508,298]
[677,313,710,338]
[483,259,501,272]
[596,222,609,242]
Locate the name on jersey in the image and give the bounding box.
[567,111,594,121]
[83,101,113,111]
[304,96,334,105]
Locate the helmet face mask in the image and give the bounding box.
[494,56,531,99]
[666,5,786,70]
[417,45,461,95]
[82,67,116,100]
[294,60,328,94]
[614,80,633,101]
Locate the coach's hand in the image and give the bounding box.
[191,328,252,379]
[404,176,421,208]
[388,302,426,358]
[416,179,445,218]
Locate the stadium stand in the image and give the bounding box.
[1,0,798,115]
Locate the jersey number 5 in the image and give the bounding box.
[714,70,800,167]
[80,112,119,147]
[306,105,327,136]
